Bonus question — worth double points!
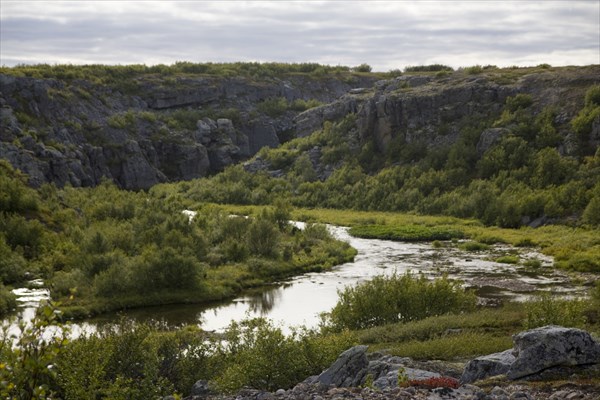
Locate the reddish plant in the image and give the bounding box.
[407,376,460,389]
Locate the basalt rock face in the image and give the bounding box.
[2,67,598,189]
[0,73,377,189]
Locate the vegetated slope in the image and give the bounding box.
[0,63,381,189]
[183,65,600,228]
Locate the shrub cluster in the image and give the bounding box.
[325,273,477,331]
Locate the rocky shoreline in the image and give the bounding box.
[180,326,600,400]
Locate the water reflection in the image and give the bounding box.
[245,287,282,314]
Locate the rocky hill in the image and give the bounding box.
[0,66,378,189]
[1,64,598,190]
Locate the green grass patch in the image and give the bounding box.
[385,332,512,360]
[349,224,465,242]
[496,255,520,264]
[357,307,525,344]
[459,241,491,251]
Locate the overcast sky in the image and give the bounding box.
[1,0,599,71]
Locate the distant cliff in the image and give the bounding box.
[0,67,378,189]
[1,64,598,189]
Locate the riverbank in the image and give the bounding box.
[219,205,600,274]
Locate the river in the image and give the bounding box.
[8,223,587,336]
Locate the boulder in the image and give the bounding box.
[476,127,509,155]
[190,379,212,398]
[316,345,369,387]
[507,325,600,379]
[461,349,516,383]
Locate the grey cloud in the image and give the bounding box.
[1,1,598,69]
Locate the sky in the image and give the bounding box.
[1,0,599,71]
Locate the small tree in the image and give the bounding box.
[353,63,372,73]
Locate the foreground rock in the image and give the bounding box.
[462,325,600,383]
[507,325,600,379]
[185,326,600,400]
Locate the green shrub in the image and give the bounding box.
[523,259,542,268]
[107,110,137,130]
[0,282,16,317]
[464,65,483,75]
[496,255,519,264]
[326,273,476,331]
[404,64,453,73]
[524,292,587,329]
[459,241,490,251]
[505,94,533,112]
[1,302,69,399]
[353,63,372,73]
[349,224,464,242]
[214,318,355,392]
[289,98,323,112]
[257,97,289,117]
[585,84,600,107]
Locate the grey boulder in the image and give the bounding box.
[507,325,600,379]
[461,349,516,383]
[316,345,369,387]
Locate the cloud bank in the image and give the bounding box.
[1,1,598,70]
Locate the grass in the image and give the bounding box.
[355,301,599,361]
[357,306,524,360]
[349,224,465,242]
[496,255,520,264]
[459,241,491,251]
[385,332,512,360]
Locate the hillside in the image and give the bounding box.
[1,64,598,193]
[0,63,380,189]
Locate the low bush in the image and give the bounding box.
[496,255,519,264]
[0,283,16,317]
[326,273,476,331]
[524,292,588,329]
[459,241,490,251]
[349,224,464,242]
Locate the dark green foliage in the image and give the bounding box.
[404,64,453,72]
[257,97,289,117]
[353,63,372,73]
[524,292,587,329]
[0,282,16,316]
[505,94,533,112]
[214,318,355,392]
[349,224,464,242]
[1,303,69,399]
[326,273,477,331]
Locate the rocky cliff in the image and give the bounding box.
[0,71,378,189]
[1,65,598,189]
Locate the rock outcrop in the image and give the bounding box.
[461,325,600,383]
[2,66,598,189]
[0,72,378,189]
[507,325,600,379]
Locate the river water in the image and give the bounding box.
[8,224,588,336]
